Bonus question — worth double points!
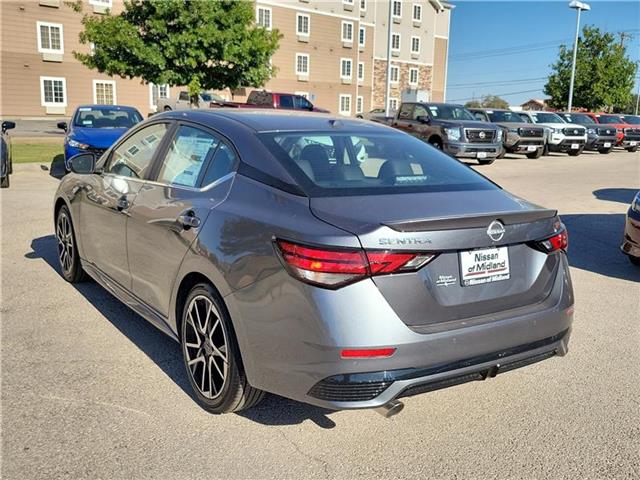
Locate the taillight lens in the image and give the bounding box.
[275,239,437,289]
[535,229,569,253]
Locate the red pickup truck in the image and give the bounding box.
[213,90,329,113]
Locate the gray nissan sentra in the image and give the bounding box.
[53,110,574,416]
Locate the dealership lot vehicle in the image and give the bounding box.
[518,111,587,155]
[558,112,617,154]
[386,102,504,164]
[217,90,329,112]
[356,107,388,121]
[157,91,228,111]
[588,113,640,152]
[58,105,143,171]
[54,110,573,414]
[470,108,546,158]
[1,120,15,188]
[621,191,640,266]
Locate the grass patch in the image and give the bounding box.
[12,142,64,164]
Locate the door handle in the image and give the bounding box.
[116,197,129,211]
[177,211,201,229]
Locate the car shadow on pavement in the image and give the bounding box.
[26,235,339,428]
[47,154,66,180]
[592,188,637,205]
[562,214,639,282]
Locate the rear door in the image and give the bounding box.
[125,123,238,316]
[392,103,414,133]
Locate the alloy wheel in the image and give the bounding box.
[56,211,74,274]
[183,295,229,399]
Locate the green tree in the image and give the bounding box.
[480,94,509,109]
[464,99,482,109]
[72,0,281,100]
[545,26,637,111]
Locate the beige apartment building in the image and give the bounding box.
[0,0,451,119]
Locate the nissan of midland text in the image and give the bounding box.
[53,110,574,416]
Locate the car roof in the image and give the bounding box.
[156,109,395,134]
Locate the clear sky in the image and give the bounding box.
[446,0,640,107]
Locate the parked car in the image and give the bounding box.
[54,109,574,415]
[356,107,388,121]
[217,90,330,113]
[58,105,143,171]
[469,108,546,159]
[157,91,228,111]
[387,102,504,164]
[585,113,640,152]
[557,112,617,154]
[1,120,16,188]
[621,191,640,266]
[517,111,587,156]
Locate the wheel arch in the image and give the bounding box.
[428,135,443,146]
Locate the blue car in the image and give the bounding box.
[58,105,143,171]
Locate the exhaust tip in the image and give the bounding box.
[374,399,404,418]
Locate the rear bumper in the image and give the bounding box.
[226,254,574,410]
[443,141,502,159]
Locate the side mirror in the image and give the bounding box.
[2,121,16,133]
[416,115,430,124]
[69,153,96,174]
[57,121,68,131]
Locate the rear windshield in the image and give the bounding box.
[597,115,623,124]
[258,131,498,196]
[73,107,142,129]
[487,111,525,123]
[561,113,595,125]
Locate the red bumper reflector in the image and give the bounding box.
[340,348,397,359]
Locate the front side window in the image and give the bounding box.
[106,123,169,179]
[412,105,429,120]
[296,13,310,35]
[93,80,116,105]
[259,131,498,196]
[294,96,312,110]
[157,125,220,187]
[40,77,66,106]
[296,53,309,75]
[342,21,354,42]
[37,22,63,53]
[256,7,272,30]
[341,58,353,79]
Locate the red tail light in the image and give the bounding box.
[341,348,396,359]
[275,239,437,289]
[535,229,569,253]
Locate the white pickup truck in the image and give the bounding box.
[156,91,228,111]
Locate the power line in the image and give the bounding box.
[448,88,543,103]
[448,76,547,88]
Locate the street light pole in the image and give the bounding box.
[385,0,393,117]
[567,1,590,112]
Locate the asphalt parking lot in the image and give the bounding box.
[1,149,639,479]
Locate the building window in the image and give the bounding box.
[391,33,401,51]
[40,76,66,107]
[359,26,366,47]
[389,97,399,112]
[296,13,310,36]
[150,83,170,108]
[411,36,421,54]
[93,79,116,104]
[356,95,364,114]
[358,62,365,81]
[296,53,310,75]
[409,67,419,85]
[341,21,354,42]
[89,0,112,6]
[360,0,366,11]
[392,0,402,18]
[390,65,399,83]
[37,22,63,53]
[256,7,272,30]
[343,0,354,4]
[340,58,353,79]
[339,94,352,116]
[413,3,422,21]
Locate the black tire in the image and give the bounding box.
[477,158,495,165]
[598,147,613,154]
[629,255,640,267]
[1,174,9,188]
[496,150,505,159]
[568,148,582,156]
[180,283,264,414]
[526,148,543,159]
[429,138,443,150]
[163,106,172,112]
[626,146,638,153]
[55,205,87,283]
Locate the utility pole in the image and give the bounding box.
[635,63,640,115]
[567,1,590,112]
[385,0,393,117]
[618,32,631,47]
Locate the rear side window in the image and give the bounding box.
[157,125,219,187]
[398,103,413,119]
[259,131,497,196]
[279,95,294,109]
[248,91,272,105]
[201,142,237,186]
